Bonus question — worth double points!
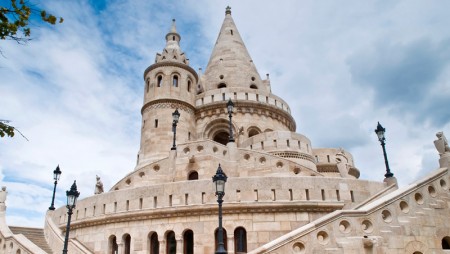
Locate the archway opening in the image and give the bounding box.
[149,232,159,254]
[123,234,131,254]
[188,171,198,180]
[109,235,118,254]
[183,230,194,254]
[213,131,229,145]
[442,236,450,249]
[166,231,176,254]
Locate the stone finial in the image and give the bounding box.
[435,131,450,155]
[225,6,231,15]
[95,175,104,194]
[170,19,177,33]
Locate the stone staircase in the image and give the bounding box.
[9,226,53,254]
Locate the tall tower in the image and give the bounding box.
[138,19,198,167]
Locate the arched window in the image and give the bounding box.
[146,79,150,93]
[218,83,226,89]
[234,227,247,253]
[187,80,191,92]
[16,249,21,254]
[214,228,227,252]
[250,84,257,89]
[173,35,176,41]
[443,236,450,249]
[188,171,198,180]
[157,75,162,87]
[109,235,118,254]
[123,234,131,254]
[183,230,194,254]
[149,232,159,254]
[166,231,176,254]
[173,75,179,87]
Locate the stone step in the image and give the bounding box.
[9,226,53,254]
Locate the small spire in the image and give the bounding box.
[225,6,231,15]
[170,19,177,33]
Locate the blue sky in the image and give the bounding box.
[1,0,449,227]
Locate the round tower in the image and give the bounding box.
[138,19,198,167]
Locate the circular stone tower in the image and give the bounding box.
[138,19,198,167]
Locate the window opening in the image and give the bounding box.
[173,75,178,87]
[234,227,247,253]
[188,171,199,180]
[157,76,162,87]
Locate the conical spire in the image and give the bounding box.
[203,6,265,92]
[155,19,189,65]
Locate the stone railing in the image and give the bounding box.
[0,206,47,254]
[249,166,450,253]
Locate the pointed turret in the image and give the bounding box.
[155,19,189,65]
[140,20,198,167]
[203,7,267,92]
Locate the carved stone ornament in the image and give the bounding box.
[434,131,450,155]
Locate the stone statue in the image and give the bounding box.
[0,186,7,203]
[434,131,450,155]
[95,175,104,194]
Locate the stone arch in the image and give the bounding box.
[217,83,227,89]
[247,126,262,137]
[442,236,450,249]
[171,72,181,87]
[165,230,176,254]
[183,229,194,254]
[108,235,118,254]
[155,72,164,87]
[234,227,247,253]
[148,231,159,254]
[405,240,427,254]
[122,233,131,254]
[203,118,236,145]
[188,171,198,180]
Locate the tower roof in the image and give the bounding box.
[203,7,265,92]
[155,19,189,65]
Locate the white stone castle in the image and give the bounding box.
[1,6,450,254]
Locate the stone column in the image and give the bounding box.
[176,236,183,254]
[160,240,166,254]
[227,233,234,254]
[169,149,177,181]
[117,243,124,254]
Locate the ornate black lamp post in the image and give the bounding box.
[375,122,394,178]
[213,164,228,254]
[171,109,180,150]
[227,99,234,143]
[49,165,62,210]
[62,181,80,254]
